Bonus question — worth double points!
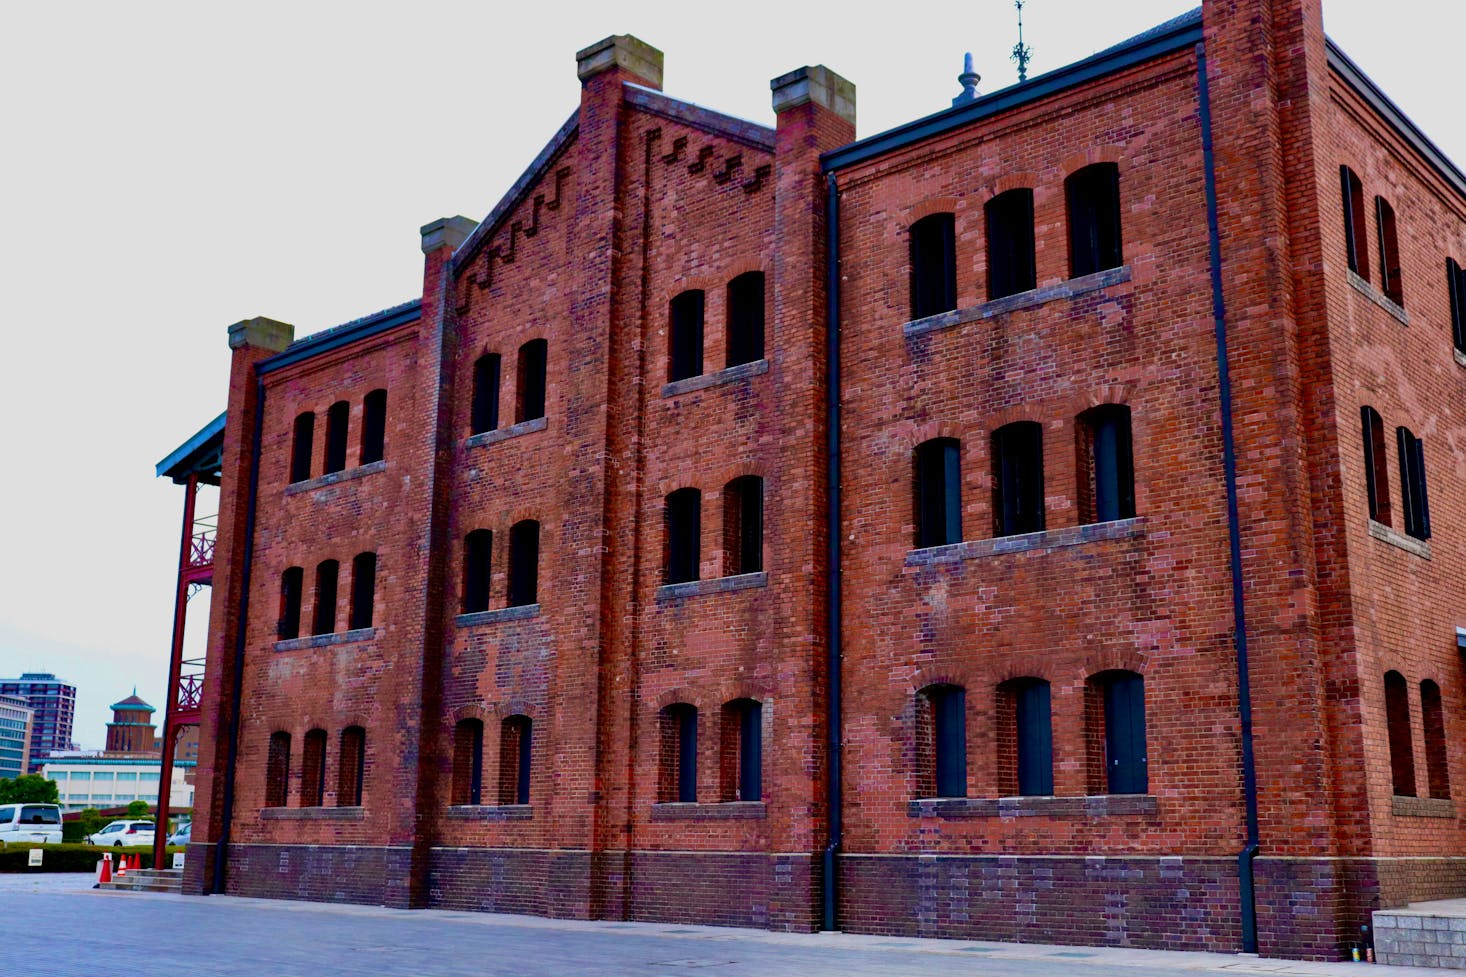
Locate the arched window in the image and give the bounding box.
[516,339,547,424]
[992,422,1044,537]
[313,560,339,636]
[300,728,327,807]
[278,567,304,640]
[507,520,539,607]
[452,719,484,806]
[1421,681,1450,800]
[1375,196,1403,306]
[918,684,966,799]
[499,715,532,805]
[1396,426,1430,541]
[349,552,376,630]
[986,188,1036,300]
[1361,406,1391,526]
[721,699,763,802]
[668,290,705,381]
[1000,678,1053,796]
[338,726,365,807]
[726,272,766,367]
[1078,406,1135,524]
[462,530,493,614]
[471,353,501,434]
[1066,163,1123,277]
[360,389,387,465]
[1089,670,1147,795]
[265,731,291,808]
[910,213,956,319]
[913,438,962,548]
[660,703,698,803]
[723,476,763,576]
[1449,258,1466,356]
[1385,671,1416,797]
[1340,166,1368,279]
[324,400,349,475]
[290,412,315,483]
[664,488,701,584]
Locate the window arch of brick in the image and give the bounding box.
[338,725,365,807]
[720,698,763,802]
[507,520,540,607]
[300,728,327,807]
[722,476,763,576]
[324,400,350,475]
[313,560,339,636]
[1361,406,1391,526]
[985,188,1036,300]
[914,438,962,548]
[1086,670,1147,795]
[1420,680,1450,800]
[278,566,304,640]
[499,715,532,805]
[265,731,291,808]
[360,389,386,465]
[462,529,493,613]
[452,718,484,806]
[471,353,501,434]
[998,677,1053,797]
[1077,405,1135,524]
[1385,670,1416,797]
[1375,196,1403,306]
[668,290,705,382]
[1396,426,1430,541]
[1066,163,1123,278]
[726,272,766,367]
[516,339,547,424]
[664,488,701,584]
[290,412,315,483]
[992,421,1045,537]
[910,212,957,320]
[1340,166,1369,280]
[659,703,698,803]
[916,683,966,799]
[349,551,376,630]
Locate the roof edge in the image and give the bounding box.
[257,300,422,376]
[624,83,775,153]
[155,411,227,482]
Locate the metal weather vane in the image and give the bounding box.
[1012,0,1033,83]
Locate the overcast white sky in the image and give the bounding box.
[0,0,1460,749]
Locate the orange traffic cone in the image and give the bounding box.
[96,855,112,885]
[116,853,127,878]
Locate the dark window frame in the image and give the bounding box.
[300,728,327,807]
[986,188,1037,300]
[661,703,699,803]
[920,684,967,799]
[914,438,962,548]
[507,520,540,607]
[668,290,705,382]
[1396,426,1431,541]
[360,389,386,465]
[1361,406,1392,526]
[1003,678,1054,797]
[290,412,315,483]
[324,400,349,475]
[1066,163,1123,278]
[1376,195,1403,306]
[462,529,493,614]
[1093,670,1147,795]
[910,212,957,320]
[1340,166,1369,280]
[265,731,291,808]
[1078,405,1135,524]
[337,725,365,807]
[516,339,548,424]
[664,488,702,584]
[1385,670,1416,797]
[452,719,484,806]
[312,560,339,636]
[992,421,1045,537]
[1450,258,1466,356]
[499,715,532,806]
[723,476,763,575]
[349,552,376,630]
[471,353,502,435]
[278,566,304,640]
[726,272,766,367]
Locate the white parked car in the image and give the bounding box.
[87,820,155,847]
[0,803,63,845]
[166,821,190,846]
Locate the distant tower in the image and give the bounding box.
[1012,0,1033,82]
[952,53,981,107]
[105,691,159,754]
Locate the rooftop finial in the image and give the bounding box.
[1012,0,1033,83]
[952,52,981,107]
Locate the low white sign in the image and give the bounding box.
[27,848,42,867]
[172,852,185,870]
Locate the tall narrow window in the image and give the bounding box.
[992,422,1045,537]
[1376,196,1403,306]
[1001,678,1053,797]
[720,699,763,802]
[910,213,957,319]
[499,715,532,805]
[1066,163,1123,277]
[1450,258,1466,356]
[313,560,339,635]
[462,530,493,614]
[1361,406,1391,526]
[661,704,698,803]
[452,719,483,806]
[664,488,701,584]
[914,438,962,548]
[921,684,966,799]
[668,290,705,381]
[1078,405,1135,524]
[516,339,547,424]
[265,731,291,808]
[1340,166,1368,279]
[278,566,304,640]
[723,476,763,575]
[1420,681,1450,800]
[324,400,349,474]
[338,726,365,807]
[300,729,327,807]
[726,272,766,367]
[1396,427,1431,541]
[507,520,539,607]
[349,552,376,630]
[471,353,501,434]
[360,389,386,465]
[1094,670,1147,794]
[986,188,1036,300]
[1385,671,1416,797]
[290,412,315,483]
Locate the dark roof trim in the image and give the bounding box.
[156,411,226,483]
[1326,41,1466,202]
[822,9,1202,173]
[257,300,422,376]
[624,83,775,152]
[452,110,580,274]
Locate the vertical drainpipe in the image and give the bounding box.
[821,170,844,932]
[1196,41,1262,953]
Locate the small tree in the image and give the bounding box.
[0,774,59,805]
[125,800,151,818]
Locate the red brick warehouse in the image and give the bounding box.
[156,0,1466,959]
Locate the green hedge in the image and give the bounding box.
[0,843,184,873]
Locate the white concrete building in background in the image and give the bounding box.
[41,755,195,811]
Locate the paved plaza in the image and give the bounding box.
[1,873,1457,977]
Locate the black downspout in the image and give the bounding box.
[821,170,844,932]
[1197,42,1261,954]
[212,375,265,894]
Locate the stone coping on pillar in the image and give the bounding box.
[771,65,856,125]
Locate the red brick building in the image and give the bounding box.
[165,0,1466,959]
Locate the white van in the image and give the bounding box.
[0,803,63,845]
